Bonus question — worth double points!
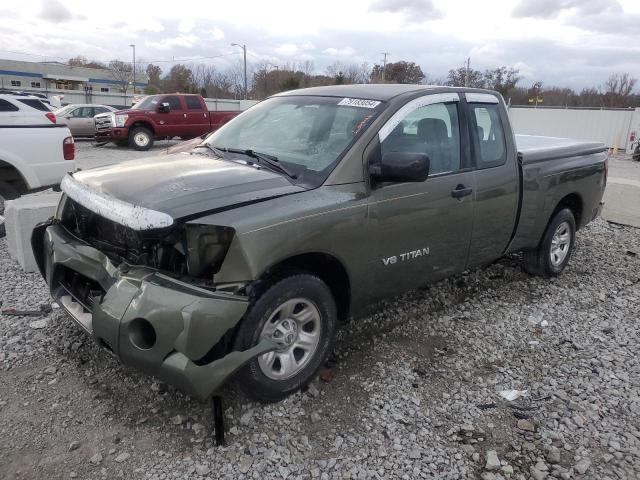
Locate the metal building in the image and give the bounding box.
[0,58,148,108]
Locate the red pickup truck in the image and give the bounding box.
[94,94,241,151]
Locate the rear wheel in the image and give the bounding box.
[523,208,576,277]
[129,127,154,151]
[0,181,20,238]
[234,273,337,403]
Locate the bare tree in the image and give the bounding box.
[300,60,315,87]
[108,60,133,94]
[68,56,107,69]
[326,62,371,84]
[602,73,637,107]
[145,63,162,93]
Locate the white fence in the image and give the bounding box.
[7,85,259,111]
[509,106,640,153]
[205,99,258,111]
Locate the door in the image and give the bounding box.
[183,95,210,137]
[66,106,96,136]
[368,93,475,297]
[465,94,519,266]
[156,95,187,137]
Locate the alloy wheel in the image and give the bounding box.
[550,221,571,267]
[258,298,322,380]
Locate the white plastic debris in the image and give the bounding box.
[527,311,545,325]
[499,389,529,401]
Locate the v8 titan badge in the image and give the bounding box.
[382,247,430,266]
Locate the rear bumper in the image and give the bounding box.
[32,221,274,400]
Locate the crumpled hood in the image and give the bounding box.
[72,153,305,220]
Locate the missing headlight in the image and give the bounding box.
[185,225,235,278]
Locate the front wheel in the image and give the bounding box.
[523,208,576,277]
[234,273,337,403]
[129,127,154,151]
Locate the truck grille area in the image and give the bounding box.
[60,198,188,275]
[56,266,106,312]
[94,113,114,133]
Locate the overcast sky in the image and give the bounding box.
[1,0,639,90]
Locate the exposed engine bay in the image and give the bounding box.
[59,197,234,282]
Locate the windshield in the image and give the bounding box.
[132,95,160,110]
[204,95,384,186]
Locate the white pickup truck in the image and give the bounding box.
[0,93,76,236]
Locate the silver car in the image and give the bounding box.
[55,104,117,137]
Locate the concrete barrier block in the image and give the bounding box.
[5,192,61,272]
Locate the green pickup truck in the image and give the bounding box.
[32,85,607,402]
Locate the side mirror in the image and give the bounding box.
[158,102,171,113]
[370,152,430,183]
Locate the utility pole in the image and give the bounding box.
[465,57,470,87]
[231,43,247,99]
[129,44,136,104]
[381,52,390,82]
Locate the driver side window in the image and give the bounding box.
[380,102,461,175]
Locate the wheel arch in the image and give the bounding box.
[254,252,351,322]
[0,159,30,192]
[129,121,155,137]
[553,193,583,229]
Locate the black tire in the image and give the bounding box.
[234,273,337,403]
[0,181,20,239]
[523,208,576,277]
[129,127,154,151]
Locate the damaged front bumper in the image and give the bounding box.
[32,221,274,400]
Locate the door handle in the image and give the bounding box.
[183,113,187,118]
[451,184,473,199]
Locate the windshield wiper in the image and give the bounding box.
[192,143,226,158]
[214,147,297,180]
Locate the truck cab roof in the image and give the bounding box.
[273,84,500,102]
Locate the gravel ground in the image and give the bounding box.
[1,217,638,480]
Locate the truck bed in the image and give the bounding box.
[508,134,607,254]
[516,134,606,164]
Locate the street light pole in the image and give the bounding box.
[231,43,247,100]
[129,44,136,103]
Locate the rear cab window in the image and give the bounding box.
[185,96,203,110]
[469,103,507,169]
